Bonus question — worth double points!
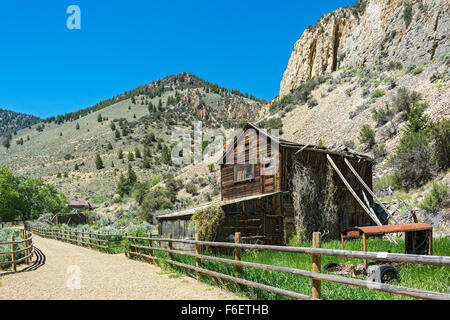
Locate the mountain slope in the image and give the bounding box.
[0,109,41,135]
[0,73,263,201]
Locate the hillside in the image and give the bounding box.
[0,109,41,135]
[0,72,263,203]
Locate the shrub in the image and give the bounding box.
[358,125,376,149]
[403,2,413,28]
[373,144,386,161]
[392,88,422,114]
[412,65,424,75]
[371,89,385,99]
[429,119,450,170]
[387,61,402,71]
[208,163,215,172]
[420,183,449,213]
[372,105,394,127]
[389,107,433,188]
[139,188,174,221]
[191,205,224,241]
[186,183,198,195]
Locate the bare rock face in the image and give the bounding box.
[223,96,261,120]
[280,0,450,97]
[177,89,210,120]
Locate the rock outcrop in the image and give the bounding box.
[280,0,450,97]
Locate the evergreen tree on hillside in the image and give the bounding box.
[95,154,105,170]
[2,133,11,150]
[97,113,103,122]
[118,149,124,159]
[142,155,151,169]
[135,147,141,159]
[76,123,80,130]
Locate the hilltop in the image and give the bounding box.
[0,72,264,204]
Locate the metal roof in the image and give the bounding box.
[156,191,283,220]
[343,223,432,237]
[218,122,373,164]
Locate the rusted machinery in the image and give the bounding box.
[324,223,433,283]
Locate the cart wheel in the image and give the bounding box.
[323,263,340,272]
[371,265,399,283]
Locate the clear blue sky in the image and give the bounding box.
[0,0,353,118]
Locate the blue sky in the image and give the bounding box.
[0,0,353,118]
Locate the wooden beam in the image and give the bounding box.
[344,158,399,224]
[326,155,397,244]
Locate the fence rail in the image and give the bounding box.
[0,230,34,271]
[125,232,450,301]
[29,226,124,254]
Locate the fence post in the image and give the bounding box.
[11,236,16,272]
[148,233,153,262]
[168,233,173,261]
[195,233,201,281]
[25,232,30,265]
[107,235,111,254]
[312,232,321,299]
[235,232,241,276]
[124,232,128,258]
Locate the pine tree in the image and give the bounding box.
[74,164,79,170]
[115,129,121,139]
[95,154,105,170]
[76,123,80,130]
[110,122,116,131]
[135,147,141,159]
[97,113,103,122]
[107,142,113,150]
[127,163,137,185]
[142,155,151,169]
[118,149,124,159]
[2,134,11,150]
[128,152,135,162]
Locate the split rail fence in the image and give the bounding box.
[29,225,124,254]
[125,232,450,301]
[0,230,34,271]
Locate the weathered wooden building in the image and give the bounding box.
[157,122,376,245]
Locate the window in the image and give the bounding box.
[234,164,255,182]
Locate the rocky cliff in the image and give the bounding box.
[279,0,450,97]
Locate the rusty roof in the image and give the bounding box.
[343,223,432,237]
[217,122,374,164]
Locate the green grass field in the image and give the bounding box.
[128,236,450,300]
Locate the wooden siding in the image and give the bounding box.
[221,133,282,201]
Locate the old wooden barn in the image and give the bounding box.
[157,122,378,245]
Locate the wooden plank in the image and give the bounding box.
[326,155,397,244]
[344,158,399,224]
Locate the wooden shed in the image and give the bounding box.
[158,122,378,245]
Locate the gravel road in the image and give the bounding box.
[0,234,243,300]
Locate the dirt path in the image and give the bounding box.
[0,234,243,300]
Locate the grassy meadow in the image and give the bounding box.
[127,235,450,300]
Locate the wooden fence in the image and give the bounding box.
[0,230,34,272]
[29,226,124,254]
[125,232,450,300]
